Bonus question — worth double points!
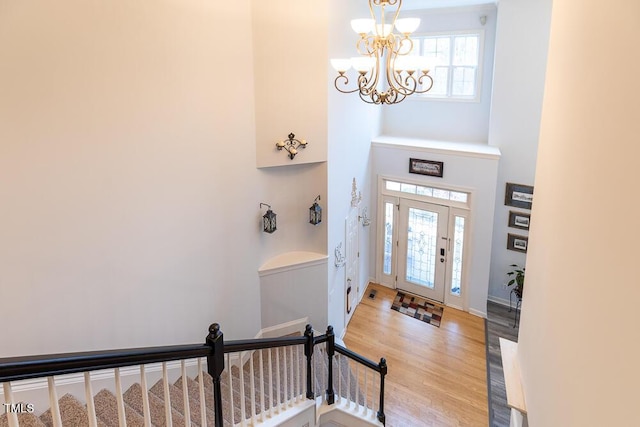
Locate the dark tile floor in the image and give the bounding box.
[486,300,520,427]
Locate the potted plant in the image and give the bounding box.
[507,264,525,298]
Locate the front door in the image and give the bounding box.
[397,199,449,302]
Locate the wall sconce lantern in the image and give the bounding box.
[309,195,322,225]
[260,203,277,233]
[276,132,308,160]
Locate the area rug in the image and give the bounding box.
[391,291,443,327]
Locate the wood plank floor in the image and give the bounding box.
[343,283,488,427]
[486,300,519,427]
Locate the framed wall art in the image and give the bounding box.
[409,158,444,178]
[505,182,534,210]
[507,233,528,253]
[508,211,531,230]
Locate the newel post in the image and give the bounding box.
[304,324,315,399]
[325,325,335,405]
[206,323,224,427]
[377,357,387,425]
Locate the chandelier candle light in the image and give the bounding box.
[331,0,433,105]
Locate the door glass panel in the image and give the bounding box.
[406,208,438,288]
[383,202,395,275]
[450,216,465,296]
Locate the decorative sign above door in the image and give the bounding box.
[409,158,444,178]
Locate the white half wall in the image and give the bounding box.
[259,252,328,330]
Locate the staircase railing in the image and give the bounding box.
[0,323,387,426]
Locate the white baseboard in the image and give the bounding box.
[469,308,487,318]
[488,295,511,307]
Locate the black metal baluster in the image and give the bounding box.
[206,323,224,427]
[325,326,335,405]
[304,324,314,399]
[377,357,387,425]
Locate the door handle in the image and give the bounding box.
[440,248,445,263]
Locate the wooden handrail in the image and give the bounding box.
[0,322,387,426]
[0,344,210,383]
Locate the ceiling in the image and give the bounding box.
[401,0,496,10]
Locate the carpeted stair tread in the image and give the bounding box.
[197,371,233,426]
[39,393,108,427]
[93,389,145,427]
[148,380,187,427]
[174,376,207,427]
[0,412,46,427]
[124,382,182,427]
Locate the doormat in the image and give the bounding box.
[391,291,443,327]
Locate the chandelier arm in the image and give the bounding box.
[391,34,413,56]
[387,36,416,95]
[359,90,378,105]
[386,56,417,96]
[334,74,365,94]
[368,0,377,25]
[359,72,379,96]
[356,36,377,56]
[367,49,383,94]
[414,73,434,93]
[390,0,402,30]
[358,74,377,97]
[372,0,400,6]
[401,73,419,94]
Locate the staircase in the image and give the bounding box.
[0,324,386,427]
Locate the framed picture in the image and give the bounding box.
[507,233,528,253]
[409,158,444,178]
[505,182,534,210]
[508,211,531,230]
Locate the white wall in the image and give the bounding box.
[327,0,382,339]
[0,0,262,356]
[381,5,497,143]
[252,0,328,169]
[486,0,552,304]
[250,0,329,330]
[518,1,640,424]
[250,0,328,264]
[370,137,499,316]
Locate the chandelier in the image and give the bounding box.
[330,0,433,105]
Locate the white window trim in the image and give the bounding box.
[408,29,486,103]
